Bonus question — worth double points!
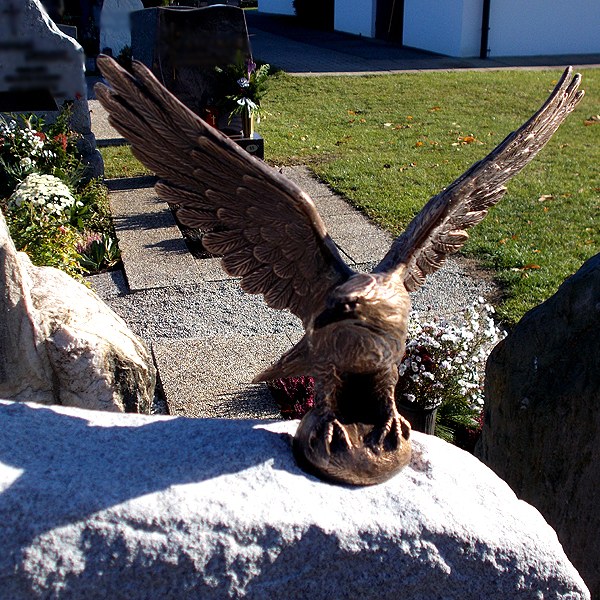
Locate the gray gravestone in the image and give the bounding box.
[0,0,103,179]
[130,5,264,158]
[99,0,144,58]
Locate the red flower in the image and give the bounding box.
[34,131,46,141]
[53,133,68,152]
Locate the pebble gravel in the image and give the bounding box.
[88,257,497,344]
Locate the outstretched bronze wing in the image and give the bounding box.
[375,67,584,290]
[95,56,353,327]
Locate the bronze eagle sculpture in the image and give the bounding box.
[95,56,583,485]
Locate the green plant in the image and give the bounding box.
[1,110,118,278]
[5,174,84,278]
[0,107,82,198]
[215,55,270,122]
[68,178,112,230]
[397,301,505,443]
[77,232,121,272]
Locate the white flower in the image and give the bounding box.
[398,299,505,411]
[9,173,77,216]
[441,332,459,343]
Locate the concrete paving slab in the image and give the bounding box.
[152,334,293,419]
[109,185,203,291]
[323,213,394,265]
[278,166,336,198]
[281,165,363,216]
[313,193,362,218]
[89,99,126,146]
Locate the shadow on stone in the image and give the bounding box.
[0,402,289,551]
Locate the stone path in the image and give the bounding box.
[91,163,405,418]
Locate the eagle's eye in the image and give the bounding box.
[341,300,358,312]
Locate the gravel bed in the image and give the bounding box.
[87,257,498,344]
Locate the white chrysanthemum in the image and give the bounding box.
[9,173,77,216]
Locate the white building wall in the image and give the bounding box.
[334,0,376,37]
[258,0,295,16]
[403,0,482,56]
[488,0,600,56]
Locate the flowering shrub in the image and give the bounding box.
[396,299,506,442]
[269,299,505,449]
[0,110,81,198]
[0,110,119,277]
[77,231,121,272]
[6,174,83,277]
[10,173,79,216]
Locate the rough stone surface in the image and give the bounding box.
[0,400,588,599]
[0,0,103,178]
[476,252,600,598]
[100,0,144,58]
[0,211,155,412]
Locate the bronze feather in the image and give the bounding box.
[95,56,583,485]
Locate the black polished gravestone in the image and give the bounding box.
[130,4,264,159]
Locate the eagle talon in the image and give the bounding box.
[325,419,353,452]
[365,414,407,453]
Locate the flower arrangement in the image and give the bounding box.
[268,299,505,448]
[0,109,81,198]
[10,173,79,216]
[0,109,119,278]
[214,55,270,136]
[396,299,506,442]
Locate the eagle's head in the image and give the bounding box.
[313,272,409,334]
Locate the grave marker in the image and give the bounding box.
[131,5,264,158]
[99,0,144,58]
[0,0,103,179]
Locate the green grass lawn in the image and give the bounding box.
[259,68,600,325]
[101,68,600,325]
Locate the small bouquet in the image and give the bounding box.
[214,55,270,135]
[9,173,79,217]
